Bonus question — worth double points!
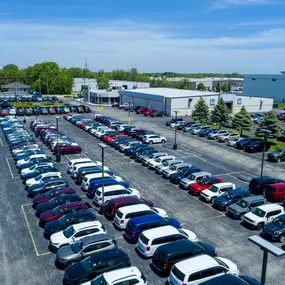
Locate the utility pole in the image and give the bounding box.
[39,75,41,95]
[82,58,88,103]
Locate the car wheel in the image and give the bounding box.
[210,197,215,203]
[257,223,264,230]
[279,235,285,243]
[149,141,153,144]
[277,158,282,163]
[161,139,166,144]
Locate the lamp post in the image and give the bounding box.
[98,143,108,214]
[56,116,61,162]
[35,112,38,137]
[128,100,131,125]
[23,112,26,124]
[259,129,272,178]
[173,111,179,150]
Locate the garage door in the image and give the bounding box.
[147,99,163,111]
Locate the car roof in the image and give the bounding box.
[191,171,211,176]
[103,267,141,283]
[227,188,249,195]
[175,254,218,274]
[72,221,102,231]
[108,196,140,205]
[85,173,110,179]
[256,204,283,211]
[69,158,92,164]
[199,274,250,285]
[81,234,112,246]
[90,248,128,262]
[75,163,98,169]
[97,185,126,192]
[119,204,150,214]
[129,213,163,225]
[212,182,235,187]
[156,240,199,255]
[142,225,178,239]
[160,156,175,160]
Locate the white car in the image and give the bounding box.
[25,172,62,187]
[137,225,198,257]
[12,144,39,155]
[81,267,147,285]
[148,155,175,169]
[242,204,284,230]
[114,204,168,229]
[141,152,168,166]
[218,132,240,142]
[20,162,54,175]
[179,172,211,189]
[49,221,105,250]
[200,182,236,203]
[71,162,109,179]
[168,255,239,285]
[95,128,113,138]
[66,158,93,173]
[142,134,166,144]
[94,185,140,206]
[169,121,185,128]
[117,124,135,132]
[8,108,17,116]
[81,173,122,191]
[119,140,141,152]
[16,154,47,167]
[226,137,243,147]
[155,159,184,174]
[162,163,191,178]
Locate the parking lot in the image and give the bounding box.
[0,101,285,285]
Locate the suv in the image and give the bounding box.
[244,140,270,153]
[217,133,240,142]
[227,196,267,219]
[189,177,223,196]
[63,249,131,285]
[141,152,168,166]
[267,148,285,163]
[142,134,166,144]
[162,163,192,179]
[170,167,201,184]
[242,204,284,230]
[249,176,284,195]
[155,159,184,174]
[180,172,211,190]
[262,214,285,243]
[207,130,228,140]
[166,117,184,126]
[264,183,285,202]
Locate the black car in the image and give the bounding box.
[198,127,213,137]
[235,138,259,150]
[262,214,285,243]
[33,107,41,115]
[55,106,64,114]
[249,176,284,195]
[16,108,25,116]
[244,140,270,153]
[150,111,165,117]
[35,194,81,216]
[83,105,91,113]
[25,108,33,115]
[52,96,58,101]
[152,240,216,275]
[63,248,131,285]
[268,148,285,163]
[199,274,261,285]
[44,209,97,238]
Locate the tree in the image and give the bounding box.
[197,82,205,90]
[3,64,19,72]
[222,83,228,92]
[191,97,210,122]
[232,106,253,136]
[256,111,282,138]
[215,81,221,92]
[96,70,110,89]
[211,98,230,129]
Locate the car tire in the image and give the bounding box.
[279,235,285,243]
[277,158,282,163]
[161,139,166,144]
[149,141,153,144]
[210,197,215,203]
[257,223,264,230]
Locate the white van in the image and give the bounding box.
[114,204,168,230]
[67,158,93,173]
[168,255,239,285]
[148,155,175,169]
[179,172,211,189]
[93,185,140,206]
[200,182,236,203]
[81,173,122,191]
[137,225,198,257]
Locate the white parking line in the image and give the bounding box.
[64,155,71,161]
[6,158,14,179]
[0,136,3,146]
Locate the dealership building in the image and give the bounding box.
[119,88,273,116]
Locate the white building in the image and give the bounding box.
[119,88,273,116]
[73,78,98,92]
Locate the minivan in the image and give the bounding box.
[152,240,216,275]
[227,196,267,219]
[124,214,181,243]
[137,225,198,258]
[264,182,285,202]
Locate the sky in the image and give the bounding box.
[0,0,285,73]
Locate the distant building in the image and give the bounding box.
[1,82,30,92]
[73,78,98,92]
[243,74,285,103]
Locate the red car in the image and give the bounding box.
[39,202,89,226]
[48,108,56,114]
[53,143,82,155]
[106,134,128,144]
[136,107,148,114]
[189,176,223,196]
[1,109,8,116]
[264,182,285,202]
[32,187,76,208]
[179,121,196,130]
[278,113,285,121]
[124,105,131,111]
[128,129,146,138]
[144,109,156,116]
[104,196,155,220]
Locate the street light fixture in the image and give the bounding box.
[98,143,108,214]
[56,116,61,162]
[128,100,131,125]
[259,129,272,178]
[173,111,179,150]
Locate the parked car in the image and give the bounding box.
[262,214,285,243]
[207,130,228,140]
[155,159,184,175]
[148,155,175,170]
[264,182,285,202]
[249,176,284,195]
[150,111,165,117]
[16,108,25,116]
[152,239,216,275]
[180,172,211,190]
[218,132,240,142]
[166,117,184,126]
[189,177,223,196]
[63,248,131,285]
[244,140,270,153]
[170,167,201,184]
[267,148,285,162]
[242,204,284,230]
[53,143,82,155]
[226,137,243,147]
[162,163,192,179]
[199,274,260,285]
[235,138,259,150]
[198,128,214,137]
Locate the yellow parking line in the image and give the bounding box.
[37,252,52,256]
[6,158,14,179]
[226,173,249,184]
[21,204,39,256]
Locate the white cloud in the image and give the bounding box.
[209,0,275,10]
[0,19,284,73]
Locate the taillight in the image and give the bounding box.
[111,209,116,215]
[99,197,102,201]
[86,183,89,186]
[132,231,136,237]
[163,263,169,270]
[120,219,124,223]
[146,246,150,251]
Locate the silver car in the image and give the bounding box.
[141,152,168,166]
[56,234,116,266]
[155,159,184,174]
[179,172,211,189]
[183,124,202,133]
[162,163,191,178]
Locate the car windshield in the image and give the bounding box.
[35,175,43,181]
[30,164,37,170]
[149,153,155,159]
[52,206,61,215]
[198,180,205,186]
[273,217,285,228]
[91,275,107,285]
[81,257,93,272]
[178,168,185,174]
[169,165,177,171]
[187,174,195,180]
[222,193,233,200]
[211,130,218,134]
[236,200,249,208]
[252,208,266,217]
[162,161,169,166]
[209,185,218,193]
[63,226,76,238]
[24,156,30,161]
[214,257,229,269]
[154,157,161,163]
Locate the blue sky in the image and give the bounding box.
[0,0,284,73]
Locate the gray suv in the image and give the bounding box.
[227,196,267,219]
[56,234,117,266]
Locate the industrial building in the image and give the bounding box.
[1,82,30,92]
[119,88,273,116]
[243,73,285,103]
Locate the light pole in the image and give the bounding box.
[23,112,26,124]
[56,116,61,162]
[128,100,131,125]
[173,111,179,150]
[98,143,108,214]
[259,129,272,178]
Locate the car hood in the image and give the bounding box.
[197,242,216,256]
[216,257,239,275]
[201,189,216,197]
[180,178,195,184]
[45,220,62,233]
[65,262,87,282]
[26,178,38,186]
[21,168,33,175]
[57,244,76,260]
[190,183,204,191]
[244,212,263,223]
[33,195,48,204]
[228,204,244,213]
[37,201,54,212]
[28,183,44,191]
[264,223,283,233]
[50,230,66,245]
[182,229,198,242]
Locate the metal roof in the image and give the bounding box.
[1,82,30,88]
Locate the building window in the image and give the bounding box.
[252,78,256,81]
[272,79,276,81]
[102,97,109,103]
[188,99,193,108]
[259,100,263,110]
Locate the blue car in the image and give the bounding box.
[14,149,45,161]
[125,144,147,156]
[170,167,201,184]
[124,214,181,243]
[86,178,130,198]
[166,117,184,126]
[199,274,260,285]
[21,165,58,180]
[213,189,251,210]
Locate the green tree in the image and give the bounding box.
[215,81,221,92]
[197,82,205,90]
[96,70,110,89]
[222,83,228,92]
[227,82,231,92]
[3,64,19,72]
[232,106,253,136]
[211,98,230,129]
[256,111,282,138]
[191,97,210,122]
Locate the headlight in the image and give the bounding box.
[274,231,280,235]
